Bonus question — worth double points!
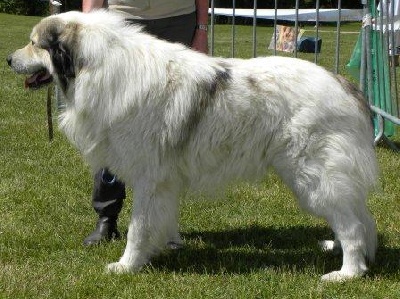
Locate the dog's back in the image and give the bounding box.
[177,56,376,191]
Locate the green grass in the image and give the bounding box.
[1,13,400,298]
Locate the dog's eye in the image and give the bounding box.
[31,41,36,46]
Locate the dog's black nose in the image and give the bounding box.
[6,55,12,66]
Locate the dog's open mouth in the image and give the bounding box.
[25,69,53,89]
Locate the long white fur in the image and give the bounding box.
[8,10,378,281]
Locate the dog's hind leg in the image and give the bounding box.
[107,179,180,274]
[273,144,377,282]
[320,202,376,282]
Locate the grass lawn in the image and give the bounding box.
[1,13,400,299]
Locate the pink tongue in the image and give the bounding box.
[24,71,52,89]
[25,73,41,88]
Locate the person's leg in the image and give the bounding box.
[84,13,196,246]
[152,12,196,46]
[83,169,126,246]
[130,12,196,47]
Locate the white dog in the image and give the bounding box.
[7,10,378,281]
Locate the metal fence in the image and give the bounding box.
[361,0,400,148]
[208,0,399,148]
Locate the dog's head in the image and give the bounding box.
[7,12,81,92]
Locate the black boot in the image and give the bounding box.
[83,216,121,246]
[83,168,125,246]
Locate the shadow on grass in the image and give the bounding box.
[371,235,400,278]
[149,225,400,277]
[151,224,338,274]
[377,137,400,152]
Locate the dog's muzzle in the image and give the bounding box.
[7,55,53,90]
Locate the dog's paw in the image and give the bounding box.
[166,241,184,250]
[321,270,364,282]
[106,262,140,274]
[318,240,341,255]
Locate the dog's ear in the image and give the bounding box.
[49,41,75,79]
[36,18,78,91]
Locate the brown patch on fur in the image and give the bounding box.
[336,74,371,117]
[209,65,232,95]
[175,66,231,149]
[247,76,257,87]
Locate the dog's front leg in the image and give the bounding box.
[106,180,180,274]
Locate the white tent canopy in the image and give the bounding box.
[209,8,363,22]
